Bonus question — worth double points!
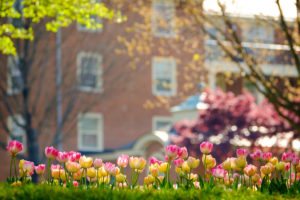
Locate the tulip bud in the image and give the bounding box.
[7,140,23,156]
[182,161,191,173]
[276,161,285,171]
[79,156,93,169]
[87,167,97,178]
[200,142,213,154]
[158,162,169,173]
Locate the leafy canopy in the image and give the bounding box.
[0,0,125,55]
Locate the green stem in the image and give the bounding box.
[47,159,51,184]
[85,168,87,187]
[290,161,292,187]
[204,154,207,182]
[13,157,17,180]
[63,163,68,184]
[96,169,99,188]
[9,156,13,182]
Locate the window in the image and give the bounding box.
[78,113,103,151]
[7,56,23,95]
[205,44,224,61]
[152,0,175,37]
[77,0,103,32]
[242,24,274,44]
[152,57,176,96]
[77,52,102,92]
[152,116,172,131]
[7,115,26,153]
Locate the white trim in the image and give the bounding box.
[152,56,177,96]
[7,55,22,95]
[77,52,103,93]
[77,113,104,151]
[152,116,172,131]
[7,115,26,154]
[151,0,175,38]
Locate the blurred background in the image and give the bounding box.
[0,0,299,181]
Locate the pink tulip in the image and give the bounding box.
[6,140,23,156]
[57,151,68,163]
[236,149,248,158]
[94,159,103,168]
[51,164,62,171]
[68,151,81,162]
[73,181,79,187]
[150,157,159,165]
[285,163,290,171]
[165,145,180,159]
[292,157,300,166]
[244,164,257,177]
[35,164,45,175]
[117,154,129,168]
[174,158,184,167]
[262,153,272,162]
[250,150,262,160]
[212,168,226,179]
[177,147,188,159]
[200,141,213,154]
[23,161,35,176]
[282,153,295,163]
[45,146,59,160]
[104,162,117,175]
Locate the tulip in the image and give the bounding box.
[177,147,188,159]
[165,145,179,159]
[92,159,102,170]
[22,161,35,177]
[73,181,79,187]
[236,156,247,169]
[35,164,45,175]
[104,162,117,176]
[270,157,278,166]
[262,153,272,162]
[202,155,216,169]
[158,162,169,173]
[292,157,300,166]
[68,151,81,162]
[56,152,68,163]
[129,157,146,170]
[244,164,257,177]
[174,158,184,168]
[222,158,232,171]
[182,161,191,173]
[45,146,59,183]
[212,168,226,179]
[250,150,262,161]
[117,154,129,169]
[276,161,285,171]
[282,152,295,163]
[66,161,81,173]
[73,169,84,181]
[79,156,93,169]
[99,166,108,177]
[187,157,200,169]
[7,140,23,181]
[51,164,62,179]
[200,141,213,154]
[87,167,97,179]
[149,164,159,177]
[116,173,126,183]
[236,149,248,158]
[261,164,273,175]
[252,173,260,183]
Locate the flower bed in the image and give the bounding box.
[5,140,300,196]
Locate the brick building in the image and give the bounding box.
[0,0,296,181]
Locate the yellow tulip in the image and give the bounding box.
[87,167,97,178]
[79,156,93,169]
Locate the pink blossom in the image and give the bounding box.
[285,162,290,171]
[23,161,35,176]
[45,146,59,160]
[117,154,129,168]
[104,162,116,175]
[73,181,79,187]
[94,159,103,168]
[174,158,184,167]
[35,164,45,175]
[250,150,262,161]
[200,141,213,154]
[212,168,226,179]
[6,140,23,156]
[68,151,81,162]
[57,151,68,163]
[150,157,159,165]
[177,147,188,159]
[165,145,180,159]
[236,149,248,158]
[262,153,272,162]
[282,153,295,163]
[292,157,300,166]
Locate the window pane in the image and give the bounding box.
[81,118,98,131]
[152,2,174,36]
[81,134,97,148]
[205,44,223,61]
[156,121,170,130]
[80,57,98,88]
[156,78,171,91]
[12,76,23,91]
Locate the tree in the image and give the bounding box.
[170,89,296,160]
[116,0,300,134]
[0,0,125,181]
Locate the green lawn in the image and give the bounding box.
[1,184,300,200]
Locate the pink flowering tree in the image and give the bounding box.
[170,89,297,160]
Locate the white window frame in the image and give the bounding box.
[77,113,104,151]
[77,52,103,93]
[152,0,175,38]
[152,116,172,131]
[7,115,26,153]
[77,0,103,32]
[7,55,22,95]
[152,56,177,97]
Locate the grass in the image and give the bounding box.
[1,184,300,200]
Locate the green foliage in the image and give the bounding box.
[0,184,299,200]
[0,0,125,55]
